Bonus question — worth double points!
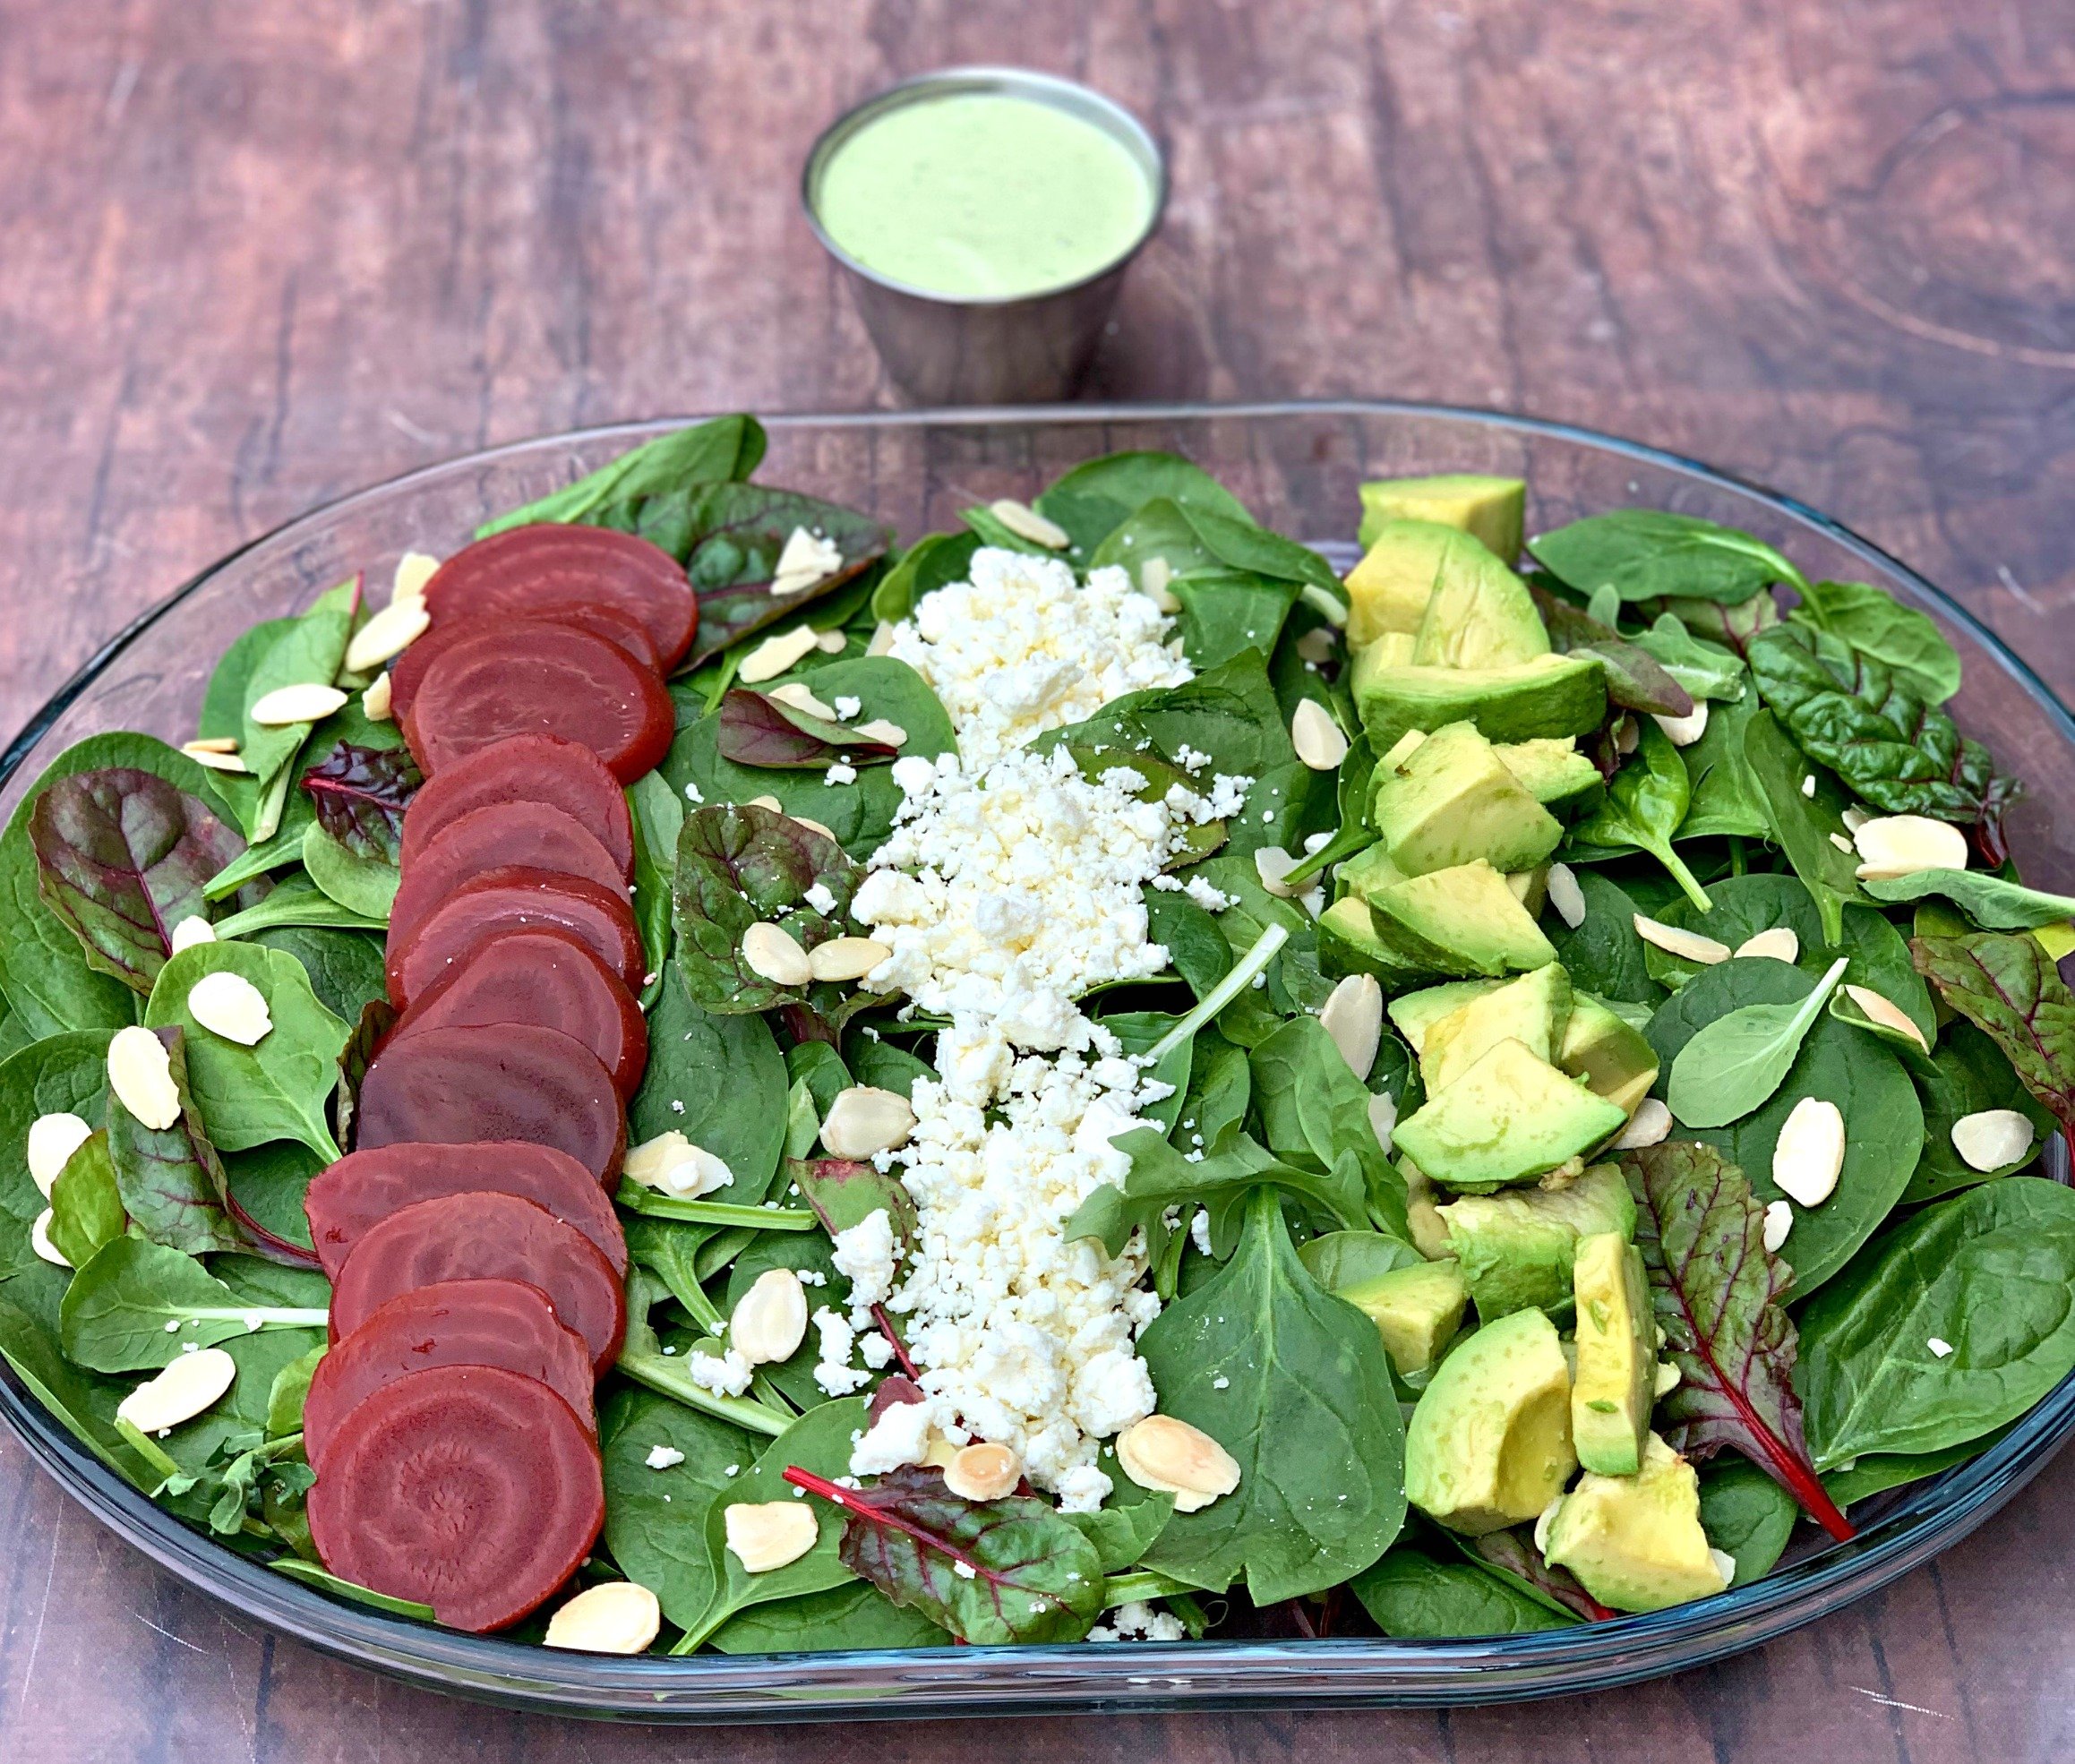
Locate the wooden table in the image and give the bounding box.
[4,2,2072,1758]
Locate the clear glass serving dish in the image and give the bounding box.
[4,402,2073,1721]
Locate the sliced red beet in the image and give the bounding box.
[330,1191,627,1370]
[304,1278,596,1473]
[386,929,647,1100]
[304,1140,628,1281]
[401,735,633,878]
[550,601,664,672]
[402,622,675,784]
[387,801,628,955]
[384,866,643,1009]
[421,525,698,670]
[354,1023,627,1182]
[307,1362,604,1632]
[390,607,663,729]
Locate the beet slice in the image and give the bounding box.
[401,735,634,878]
[386,929,647,1100]
[421,525,698,671]
[389,607,663,728]
[307,1362,604,1632]
[550,601,664,672]
[330,1191,627,1370]
[304,1278,596,1473]
[304,1141,628,1281]
[354,1023,627,1182]
[385,866,643,1009]
[403,622,675,784]
[388,801,629,956]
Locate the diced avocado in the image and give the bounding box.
[1421,963,1573,1094]
[1404,1306,1577,1534]
[1507,866,1549,917]
[1359,474,1527,562]
[1544,1434,1729,1613]
[1367,861,1559,979]
[1397,1041,1630,1193]
[1368,722,1563,878]
[1436,1163,1637,1314]
[1410,544,1549,671]
[1357,655,1608,754]
[1350,631,1419,703]
[1400,1158,1456,1262]
[1387,980,1500,1057]
[1316,896,1436,990]
[1342,1260,1471,1376]
[1496,738,1605,818]
[1338,842,1410,904]
[1556,995,1661,1117]
[1343,518,1460,646]
[1570,1233,1655,1476]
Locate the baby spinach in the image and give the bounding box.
[300,822,397,921]
[1696,1460,1799,1587]
[1248,1016,1405,1234]
[46,1131,125,1269]
[709,1581,950,1655]
[1547,869,1668,1007]
[629,772,682,1008]
[1789,578,1961,705]
[1033,450,1254,564]
[843,1029,934,1102]
[1350,1545,1572,1637]
[630,960,788,1197]
[1796,1178,2075,1468]
[105,1027,240,1257]
[210,877,386,939]
[1136,1188,1405,1602]
[1911,931,2075,1160]
[476,413,766,537]
[1668,955,1847,1128]
[1676,690,1769,841]
[1742,708,1863,945]
[299,741,419,861]
[1866,869,2075,930]
[1039,651,1296,783]
[1567,720,1711,911]
[1063,1477,1175,1576]
[59,1236,328,1372]
[871,529,982,626]
[244,926,387,1025]
[1822,1434,2004,1509]
[0,1030,111,1279]
[1170,569,1303,671]
[0,1266,145,1477]
[233,581,361,831]
[1905,1022,2053,1202]
[1529,510,1807,604]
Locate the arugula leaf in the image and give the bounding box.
[46,1132,125,1269]
[299,741,420,862]
[1033,450,1254,564]
[1910,931,2075,1163]
[870,530,982,627]
[1666,956,1848,1128]
[59,1236,328,1372]
[1136,1188,1405,1601]
[1350,1544,1573,1637]
[1527,585,1693,717]
[476,414,767,536]
[1796,1178,2075,1468]
[1567,720,1711,911]
[1622,1140,1853,1539]
[1742,708,1864,946]
[1790,578,1961,705]
[1529,510,1808,604]
[716,690,905,770]
[1865,869,2075,931]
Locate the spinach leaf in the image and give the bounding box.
[1796,1178,2075,1468]
[46,1131,125,1269]
[59,1236,328,1372]
[142,942,348,1160]
[629,960,789,1199]
[299,741,420,862]
[210,875,387,939]
[1529,510,1807,604]
[1865,869,2075,931]
[843,1029,934,1102]
[1911,932,2075,1161]
[1033,450,1254,564]
[1743,707,1864,946]
[244,926,388,1026]
[300,821,398,921]
[1547,869,1668,1007]
[1170,569,1303,671]
[1143,885,1234,1001]
[1248,1016,1405,1234]
[1633,613,1745,701]
[223,1141,322,1254]
[1905,1022,2054,1202]
[0,1030,111,1279]
[234,582,360,829]
[1676,689,1769,840]
[1350,1545,1572,1637]
[476,414,767,536]
[871,530,982,627]
[1696,1459,1799,1586]
[1822,1434,2004,1508]
[0,1266,145,1477]
[1665,955,1847,1128]
[269,1562,433,1620]
[1063,1482,1176,1576]
[1567,720,1711,911]
[709,1580,950,1654]
[1790,578,1961,705]
[1136,1188,1404,1601]
[1036,651,1295,781]
[628,772,682,1009]
[1528,584,1693,717]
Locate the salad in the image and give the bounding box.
[4,415,2075,1654]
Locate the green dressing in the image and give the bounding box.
[815,92,1153,301]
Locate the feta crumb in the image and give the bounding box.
[688,1349,754,1398]
[645,1445,686,1470]
[834,696,862,721]
[1928,1337,1954,1358]
[825,762,858,786]
[850,1400,934,1476]
[803,882,838,916]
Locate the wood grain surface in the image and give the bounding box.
[4,1,2074,1759]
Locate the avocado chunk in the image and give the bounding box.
[1368,721,1564,878]
[1570,1232,1655,1476]
[1404,1306,1577,1534]
[1556,995,1660,1117]
[1400,1158,1456,1262]
[1359,474,1527,562]
[1342,1261,1472,1377]
[1495,738,1605,818]
[1387,980,1501,1057]
[1436,1162,1638,1314]
[1357,654,1608,754]
[1349,632,1419,707]
[1316,896,1437,989]
[1366,861,1559,979]
[1396,1041,1630,1193]
[1420,963,1574,1094]
[1337,842,1411,903]
[1343,518,1460,646]
[1544,1434,1729,1613]
[1410,544,1549,672]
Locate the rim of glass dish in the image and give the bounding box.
[4,398,2073,1718]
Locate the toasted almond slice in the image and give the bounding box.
[1762,1199,1794,1253]
[1830,832,1856,853]
[792,816,838,842]
[1951,1108,2036,1172]
[742,921,812,987]
[1800,774,1817,799]
[182,744,251,775]
[1290,698,1350,771]
[27,1112,95,1199]
[731,1269,809,1366]
[107,1025,180,1129]
[1546,862,1586,929]
[624,1131,733,1199]
[362,672,394,721]
[1842,984,1928,1052]
[769,526,844,597]
[1736,927,1799,963]
[1116,1415,1241,1513]
[944,1443,1021,1502]
[1534,1494,1565,1555]
[808,937,891,983]
[853,718,908,748]
[30,1209,69,1268]
[168,915,216,955]
[1139,555,1181,613]
[816,629,846,654]
[725,1501,819,1573]
[1708,1548,1736,1588]
[1651,702,1710,747]
[739,626,821,684]
[1614,1097,1673,1150]
[867,621,897,657]
[820,1086,916,1160]
[988,498,1069,550]
[1254,847,1300,898]
[187,970,272,1046]
[767,681,839,721]
[1772,1096,1845,1206]
[392,550,440,607]
[544,1581,661,1655]
[1633,915,1730,965]
[249,683,348,725]
[117,1347,236,1434]
[1841,805,1871,834]
[1317,974,1382,1080]
[1853,814,1970,881]
[184,736,240,754]
[744,795,784,811]
[1295,625,1337,664]
[343,599,431,673]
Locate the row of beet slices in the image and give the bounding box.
[299,526,699,1633]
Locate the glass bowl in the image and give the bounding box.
[5,402,2073,1720]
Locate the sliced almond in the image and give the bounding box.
[1379,729,1428,770]
[1951,1109,2036,1172]
[1546,862,1586,929]
[29,1209,68,1268]
[1651,702,1710,747]
[793,815,838,842]
[1254,847,1301,898]
[1655,1359,1683,1397]
[1295,626,1337,664]
[1762,1198,1794,1253]
[27,1112,95,1199]
[249,683,348,726]
[725,1501,819,1573]
[1736,927,1799,963]
[742,921,812,987]
[187,970,272,1046]
[1842,984,1929,1052]
[1533,1494,1564,1555]
[816,629,847,655]
[183,737,239,755]
[544,1581,661,1654]
[1800,774,1817,799]
[853,718,908,749]
[1614,1097,1673,1151]
[1116,1415,1241,1513]
[744,795,784,812]
[1317,974,1382,1080]
[739,626,821,684]
[343,599,431,673]
[1708,1548,1736,1588]
[731,1269,809,1366]
[1830,833,1856,853]
[1853,814,1968,881]
[808,937,891,983]
[769,526,844,596]
[768,682,839,721]
[167,915,216,955]
[117,1347,236,1434]
[1139,555,1181,613]
[944,1443,1021,1502]
[107,1025,180,1129]
[1633,915,1730,965]
[1772,1096,1845,1207]
[362,672,394,722]
[1367,1090,1397,1157]
[988,498,1069,550]
[392,550,440,607]
[820,1086,916,1160]
[182,744,251,775]
[1290,698,1349,771]
[867,621,897,657]
[624,1131,733,1199]
[1841,805,1871,834]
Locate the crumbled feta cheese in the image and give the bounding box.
[645,1445,686,1470]
[1190,1210,1213,1256]
[831,1208,899,1314]
[1054,1464,1113,1513]
[834,696,862,721]
[811,1307,870,1396]
[825,762,857,786]
[1182,876,1231,912]
[1088,1600,1187,1643]
[803,882,838,915]
[849,1399,934,1476]
[687,1349,754,1398]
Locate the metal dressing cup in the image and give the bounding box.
[802,67,1167,404]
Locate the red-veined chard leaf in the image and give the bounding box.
[1464,1529,1614,1623]
[29,768,244,994]
[716,691,905,770]
[1911,932,2075,1165]
[1622,1140,1854,1541]
[1528,584,1693,718]
[785,1463,1106,1645]
[300,742,422,862]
